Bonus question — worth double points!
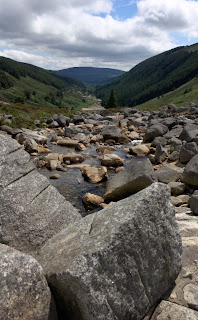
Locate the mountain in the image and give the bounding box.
[0,56,94,110]
[57,67,125,85]
[97,43,198,107]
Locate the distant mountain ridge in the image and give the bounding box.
[57,67,125,85]
[97,43,198,107]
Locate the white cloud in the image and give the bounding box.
[0,0,198,71]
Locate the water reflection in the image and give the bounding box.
[36,137,146,215]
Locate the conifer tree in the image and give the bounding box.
[106,89,117,108]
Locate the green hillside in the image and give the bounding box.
[57,67,125,85]
[136,77,198,111]
[97,43,198,107]
[0,56,94,110]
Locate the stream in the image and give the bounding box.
[36,137,146,215]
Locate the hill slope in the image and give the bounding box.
[0,57,94,110]
[136,76,198,111]
[97,44,198,107]
[57,67,125,85]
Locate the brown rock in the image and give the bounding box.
[81,166,108,183]
[50,174,61,179]
[82,193,104,210]
[101,154,124,167]
[130,144,150,157]
[38,146,51,153]
[46,159,61,170]
[57,139,79,147]
[96,145,116,154]
[63,152,85,164]
[115,166,125,173]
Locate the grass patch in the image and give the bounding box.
[136,77,198,111]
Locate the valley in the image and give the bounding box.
[1,42,198,320]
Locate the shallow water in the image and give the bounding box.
[36,137,146,215]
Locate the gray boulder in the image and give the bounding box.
[0,124,15,135]
[38,183,182,320]
[155,144,168,163]
[151,136,167,147]
[189,190,198,214]
[18,129,47,145]
[64,125,82,138]
[156,164,181,184]
[179,142,198,163]
[151,300,198,320]
[103,159,157,202]
[168,182,185,195]
[72,114,84,124]
[143,124,168,142]
[162,118,176,129]
[53,114,70,127]
[101,125,122,141]
[164,125,183,139]
[0,244,54,320]
[169,137,182,153]
[168,151,180,162]
[48,120,59,128]
[181,154,198,186]
[179,124,198,142]
[0,135,80,254]
[24,138,38,153]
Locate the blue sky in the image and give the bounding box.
[0,0,198,71]
[112,0,138,20]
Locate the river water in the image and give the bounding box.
[36,137,146,215]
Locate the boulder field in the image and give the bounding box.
[0,103,198,319]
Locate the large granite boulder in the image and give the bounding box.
[38,183,182,320]
[181,154,198,186]
[164,125,183,139]
[0,244,55,320]
[64,125,82,138]
[101,125,122,141]
[179,142,198,163]
[18,128,47,144]
[179,124,198,142]
[156,164,181,184]
[52,114,70,127]
[143,124,168,142]
[0,135,80,254]
[103,159,157,202]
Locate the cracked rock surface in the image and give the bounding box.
[38,183,182,320]
[0,244,54,320]
[0,135,81,255]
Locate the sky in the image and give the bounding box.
[0,0,198,71]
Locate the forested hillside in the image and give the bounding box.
[97,44,198,107]
[57,67,125,85]
[0,57,94,110]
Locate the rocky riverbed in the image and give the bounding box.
[0,103,198,319]
[6,103,197,214]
